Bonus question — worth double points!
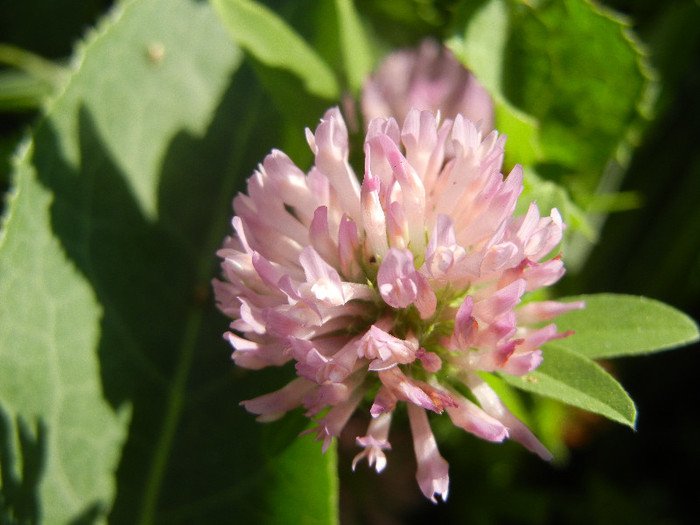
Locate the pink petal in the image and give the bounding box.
[465,372,552,460]
[473,279,526,324]
[241,377,316,422]
[414,272,438,319]
[225,332,290,370]
[423,215,467,280]
[517,300,586,325]
[337,213,361,280]
[445,392,509,442]
[309,206,340,269]
[359,325,418,370]
[361,171,388,257]
[377,367,439,413]
[377,248,418,308]
[417,348,442,373]
[451,295,478,349]
[299,246,346,306]
[309,107,362,221]
[407,403,450,503]
[378,248,437,318]
[352,412,393,473]
[304,386,365,453]
[370,385,398,417]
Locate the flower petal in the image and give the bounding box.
[407,403,450,503]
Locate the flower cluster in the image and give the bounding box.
[213,106,583,502]
[362,38,494,132]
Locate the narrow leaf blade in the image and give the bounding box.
[211,0,339,99]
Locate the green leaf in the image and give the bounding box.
[211,0,339,100]
[333,0,376,95]
[262,430,339,525]
[504,0,651,180]
[0,44,68,87]
[0,0,338,522]
[0,406,46,524]
[448,0,544,169]
[0,137,131,523]
[0,42,68,111]
[448,0,509,96]
[449,0,653,194]
[493,100,542,168]
[500,347,637,428]
[547,294,700,359]
[0,70,53,111]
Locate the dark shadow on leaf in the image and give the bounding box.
[34,106,183,522]
[67,503,106,525]
[0,405,46,524]
[32,61,312,523]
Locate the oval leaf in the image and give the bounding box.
[500,347,637,428]
[549,294,700,359]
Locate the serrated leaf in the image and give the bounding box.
[211,0,339,100]
[503,0,650,179]
[0,0,338,522]
[449,0,652,193]
[548,294,700,359]
[0,138,130,523]
[500,347,637,428]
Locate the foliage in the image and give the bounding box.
[0,0,697,523]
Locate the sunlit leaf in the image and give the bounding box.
[0,138,130,523]
[211,0,339,100]
[448,0,652,195]
[548,294,700,359]
[0,0,338,522]
[500,347,637,428]
[333,0,376,94]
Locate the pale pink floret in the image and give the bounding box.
[407,403,450,503]
[465,372,553,460]
[445,391,509,443]
[422,215,467,281]
[359,325,418,371]
[304,386,366,453]
[215,104,583,501]
[241,377,316,422]
[353,412,393,473]
[377,248,437,319]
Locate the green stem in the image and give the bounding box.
[136,83,264,525]
[0,44,68,87]
[137,308,202,525]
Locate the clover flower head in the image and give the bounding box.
[214,106,583,502]
[362,38,494,132]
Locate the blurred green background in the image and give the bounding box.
[1,0,698,523]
